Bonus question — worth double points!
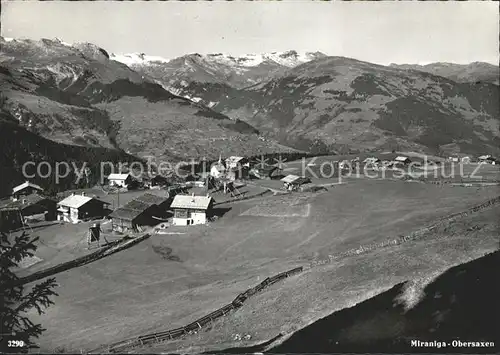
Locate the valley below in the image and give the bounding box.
[0,35,499,355]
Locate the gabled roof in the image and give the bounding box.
[107,173,131,181]
[57,195,94,209]
[225,156,246,164]
[109,203,152,221]
[134,193,169,206]
[170,195,213,210]
[281,174,301,183]
[109,206,151,221]
[0,194,54,211]
[109,193,169,221]
[12,181,44,194]
[395,156,411,162]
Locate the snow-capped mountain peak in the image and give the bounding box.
[110,50,326,68]
[109,52,170,66]
[197,50,326,68]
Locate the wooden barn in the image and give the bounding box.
[225,156,249,170]
[12,181,44,200]
[109,193,170,232]
[280,175,311,191]
[171,194,214,226]
[394,156,412,165]
[57,193,109,224]
[145,174,169,189]
[1,195,57,223]
[249,166,282,180]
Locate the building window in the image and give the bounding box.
[175,209,188,218]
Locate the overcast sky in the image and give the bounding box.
[1,1,498,65]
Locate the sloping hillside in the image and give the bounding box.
[0,120,138,198]
[268,250,500,354]
[390,62,499,86]
[0,37,294,162]
[112,50,326,90]
[199,57,500,155]
[216,251,500,354]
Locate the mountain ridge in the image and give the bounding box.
[0,36,295,162]
[389,62,499,85]
[158,55,500,155]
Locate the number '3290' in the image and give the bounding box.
[8,340,25,348]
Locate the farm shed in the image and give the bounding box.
[57,193,110,224]
[394,156,412,165]
[109,193,170,232]
[170,194,214,226]
[144,174,169,188]
[12,181,44,200]
[280,175,311,191]
[478,155,497,165]
[1,194,57,223]
[109,202,160,233]
[107,173,133,188]
[134,193,171,210]
[225,156,249,170]
[249,166,282,180]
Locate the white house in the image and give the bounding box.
[170,194,214,226]
[478,155,497,165]
[478,155,492,161]
[394,156,411,165]
[280,175,311,191]
[449,157,460,163]
[210,156,227,179]
[107,173,132,188]
[57,193,108,224]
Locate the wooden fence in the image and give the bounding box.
[310,195,500,267]
[88,266,303,353]
[16,234,150,286]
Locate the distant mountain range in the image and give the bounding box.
[390,62,499,85]
[0,37,295,162]
[122,49,499,155]
[112,50,327,105]
[1,36,499,185]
